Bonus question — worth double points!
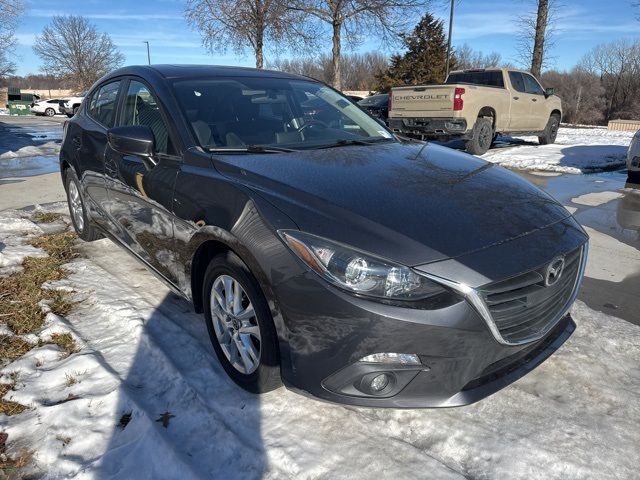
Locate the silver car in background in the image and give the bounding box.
[628,129,640,180]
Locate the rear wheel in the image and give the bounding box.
[464,117,493,155]
[45,107,55,117]
[539,114,560,145]
[64,169,101,242]
[72,106,79,116]
[203,252,281,393]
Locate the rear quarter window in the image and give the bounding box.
[446,71,504,87]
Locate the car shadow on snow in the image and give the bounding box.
[94,291,268,478]
[558,145,629,173]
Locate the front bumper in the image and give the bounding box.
[389,117,468,138]
[274,269,576,408]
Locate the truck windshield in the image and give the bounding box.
[172,77,395,152]
[445,71,504,88]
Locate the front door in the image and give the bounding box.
[522,73,549,130]
[507,71,536,131]
[104,78,182,285]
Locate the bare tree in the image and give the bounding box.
[455,43,502,70]
[33,16,124,91]
[288,0,429,90]
[0,0,26,78]
[185,0,312,69]
[270,51,388,90]
[516,0,559,76]
[580,39,640,121]
[541,68,606,125]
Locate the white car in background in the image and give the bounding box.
[30,98,64,117]
[61,92,86,117]
[628,129,640,180]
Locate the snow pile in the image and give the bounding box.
[0,143,60,160]
[483,126,634,174]
[0,213,47,276]
[1,211,639,479]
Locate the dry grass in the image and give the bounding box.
[0,383,29,416]
[49,333,79,357]
[0,448,33,477]
[0,336,32,362]
[32,212,63,223]
[0,232,77,335]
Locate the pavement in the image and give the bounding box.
[0,116,67,210]
[1,115,638,325]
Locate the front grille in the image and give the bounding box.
[480,247,583,344]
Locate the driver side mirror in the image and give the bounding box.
[544,87,555,98]
[108,125,155,160]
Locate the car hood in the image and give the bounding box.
[213,142,572,266]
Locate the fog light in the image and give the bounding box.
[370,374,389,392]
[359,353,421,365]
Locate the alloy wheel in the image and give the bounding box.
[68,180,85,232]
[210,274,261,375]
[479,124,492,149]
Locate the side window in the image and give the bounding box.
[508,72,526,93]
[88,81,121,127]
[523,74,544,95]
[120,80,175,155]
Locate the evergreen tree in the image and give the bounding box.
[375,13,454,92]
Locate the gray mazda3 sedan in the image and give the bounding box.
[60,65,588,407]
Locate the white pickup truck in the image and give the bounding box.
[388,68,562,155]
[61,92,86,117]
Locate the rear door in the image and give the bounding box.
[506,71,536,130]
[104,78,182,284]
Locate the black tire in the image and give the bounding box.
[45,108,55,117]
[66,114,73,118]
[539,114,560,145]
[464,117,493,155]
[73,106,79,115]
[64,169,101,242]
[628,171,640,184]
[203,252,281,393]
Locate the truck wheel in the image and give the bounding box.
[465,118,493,155]
[539,114,560,145]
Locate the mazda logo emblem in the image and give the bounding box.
[545,256,565,287]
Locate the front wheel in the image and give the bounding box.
[464,117,493,155]
[203,252,281,393]
[539,114,560,145]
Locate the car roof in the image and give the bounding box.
[103,64,312,82]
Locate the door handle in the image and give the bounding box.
[532,98,538,102]
[513,96,519,100]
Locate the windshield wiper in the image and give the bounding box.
[206,145,298,154]
[313,137,396,150]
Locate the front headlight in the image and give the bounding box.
[279,230,447,302]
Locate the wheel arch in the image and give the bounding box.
[551,109,562,121]
[477,106,497,129]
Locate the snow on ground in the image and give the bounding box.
[482,126,634,174]
[1,209,640,479]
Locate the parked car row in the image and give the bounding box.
[30,92,86,117]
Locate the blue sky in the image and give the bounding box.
[12,0,640,76]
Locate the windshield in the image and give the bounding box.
[172,77,395,151]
